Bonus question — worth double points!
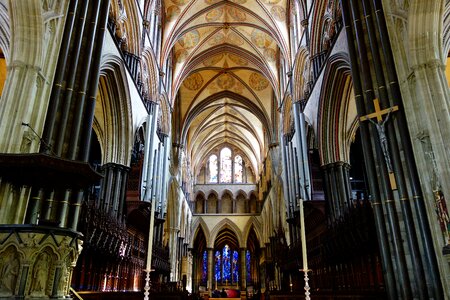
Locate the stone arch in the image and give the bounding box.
[235,192,247,213]
[0,1,10,62]
[190,218,211,248]
[208,218,244,249]
[141,50,159,100]
[310,0,329,57]
[110,0,141,55]
[96,55,133,166]
[249,191,258,213]
[221,190,233,214]
[220,188,233,200]
[29,246,58,296]
[293,47,311,102]
[235,189,248,199]
[317,53,356,165]
[242,217,263,249]
[194,191,206,214]
[206,190,219,199]
[195,190,206,199]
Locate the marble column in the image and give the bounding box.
[207,248,214,292]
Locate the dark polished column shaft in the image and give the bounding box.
[54,0,91,156]
[67,0,102,159]
[349,0,412,296]
[80,0,112,162]
[360,1,428,298]
[68,0,112,231]
[41,0,80,153]
[339,0,397,298]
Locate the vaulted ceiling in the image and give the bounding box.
[162,0,289,178]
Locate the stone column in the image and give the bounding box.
[240,248,247,290]
[0,0,69,224]
[169,227,180,281]
[207,248,214,293]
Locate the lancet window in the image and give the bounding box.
[214,245,239,284]
[206,147,246,184]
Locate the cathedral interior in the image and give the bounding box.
[0,0,450,300]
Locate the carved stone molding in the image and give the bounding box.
[0,226,82,299]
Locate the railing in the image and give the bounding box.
[70,287,84,300]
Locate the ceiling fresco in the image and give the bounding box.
[163,0,289,178]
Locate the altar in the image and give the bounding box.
[209,287,242,299]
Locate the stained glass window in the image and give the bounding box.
[202,250,207,283]
[234,155,243,183]
[222,245,231,282]
[220,148,232,183]
[214,245,239,283]
[209,154,218,183]
[232,250,239,283]
[246,250,251,282]
[215,250,221,282]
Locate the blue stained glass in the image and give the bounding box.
[246,250,251,282]
[232,250,239,283]
[202,251,207,282]
[223,245,231,281]
[215,251,221,282]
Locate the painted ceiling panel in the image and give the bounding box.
[164,0,288,179]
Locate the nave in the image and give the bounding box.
[0,1,450,300]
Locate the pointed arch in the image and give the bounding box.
[141,49,159,100]
[242,217,263,249]
[96,55,133,166]
[120,0,142,55]
[235,189,248,199]
[208,218,244,249]
[190,217,211,248]
[317,53,356,165]
[206,190,219,200]
[292,47,311,102]
[220,188,233,200]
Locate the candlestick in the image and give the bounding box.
[299,197,310,300]
[144,195,157,300]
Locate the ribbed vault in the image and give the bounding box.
[163,0,289,178]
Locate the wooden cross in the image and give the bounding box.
[360,98,399,190]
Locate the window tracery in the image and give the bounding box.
[206,147,246,184]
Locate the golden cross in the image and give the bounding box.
[359,98,399,123]
[359,98,399,190]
